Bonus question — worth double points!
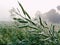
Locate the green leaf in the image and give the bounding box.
[39,17,48,28]
[18,20,28,23]
[19,25,38,30]
[25,11,31,19]
[39,17,45,28]
[18,1,25,14]
[18,1,31,19]
[25,18,36,26]
[17,18,28,23]
[18,25,28,28]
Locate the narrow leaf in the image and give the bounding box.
[25,11,31,19]
[18,25,28,28]
[19,25,38,30]
[39,17,45,28]
[18,1,31,19]
[18,1,25,14]
[25,18,36,26]
[39,17,48,28]
[17,18,28,23]
[18,20,28,23]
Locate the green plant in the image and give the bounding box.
[10,1,60,45]
[0,1,60,45]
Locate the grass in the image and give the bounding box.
[0,1,60,45]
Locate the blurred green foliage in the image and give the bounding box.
[0,1,60,45]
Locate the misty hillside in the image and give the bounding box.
[0,21,19,27]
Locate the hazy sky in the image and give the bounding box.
[0,0,60,22]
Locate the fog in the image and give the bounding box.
[0,0,60,24]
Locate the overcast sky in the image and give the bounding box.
[0,0,60,24]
